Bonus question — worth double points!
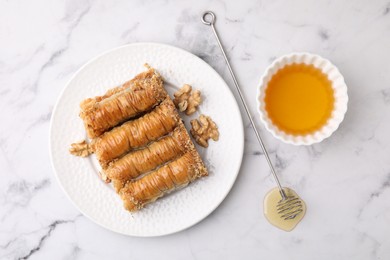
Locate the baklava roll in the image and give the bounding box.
[105,125,190,191]
[80,67,166,138]
[91,99,180,167]
[119,150,208,212]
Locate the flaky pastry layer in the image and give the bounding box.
[80,66,166,138]
[104,124,192,192]
[91,98,180,168]
[119,149,208,212]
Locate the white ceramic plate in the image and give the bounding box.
[50,43,244,237]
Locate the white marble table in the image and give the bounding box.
[1,0,390,259]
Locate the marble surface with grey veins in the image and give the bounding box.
[1,0,390,259]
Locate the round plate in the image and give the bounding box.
[50,43,244,237]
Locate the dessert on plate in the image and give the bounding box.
[70,65,208,212]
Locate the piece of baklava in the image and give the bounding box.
[119,150,207,212]
[80,65,166,138]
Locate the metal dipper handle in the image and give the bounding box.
[201,11,287,200]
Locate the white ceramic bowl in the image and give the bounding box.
[257,53,348,145]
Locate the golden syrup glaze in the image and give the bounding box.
[264,64,334,135]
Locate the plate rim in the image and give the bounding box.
[49,42,245,237]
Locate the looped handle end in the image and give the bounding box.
[201,11,216,26]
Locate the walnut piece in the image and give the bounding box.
[69,140,93,157]
[100,171,111,183]
[173,84,202,115]
[190,114,219,148]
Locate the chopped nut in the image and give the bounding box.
[190,114,219,148]
[173,84,202,115]
[178,99,188,112]
[100,171,111,183]
[69,140,93,157]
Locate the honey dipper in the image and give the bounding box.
[201,11,306,230]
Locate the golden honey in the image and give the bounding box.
[264,64,334,135]
[263,187,306,231]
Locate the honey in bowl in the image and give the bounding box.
[264,64,334,135]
